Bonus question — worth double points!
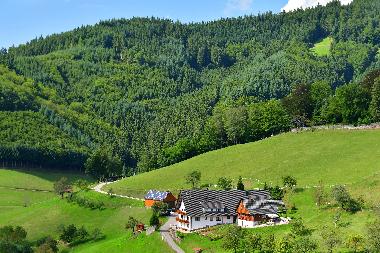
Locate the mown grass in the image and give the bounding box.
[0,168,172,253]
[106,129,380,198]
[311,37,333,56]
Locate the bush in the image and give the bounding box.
[176,231,185,239]
[264,183,284,200]
[67,193,105,210]
[58,224,103,246]
[36,236,58,253]
[331,185,362,212]
[149,213,160,227]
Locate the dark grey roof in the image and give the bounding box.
[243,195,284,215]
[176,189,272,217]
[145,190,171,201]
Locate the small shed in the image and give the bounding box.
[144,190,177,208]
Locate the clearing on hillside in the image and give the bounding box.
[311,37,333,56]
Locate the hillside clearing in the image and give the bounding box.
[311,37,333,56]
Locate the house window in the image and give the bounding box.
[205,217,207,220]
[195,217,200,221]
[216,217,221,221]
[227,216,230,219]
[210,217,214,221]
[187,216,189,221]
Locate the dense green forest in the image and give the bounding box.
[1,0,380,175]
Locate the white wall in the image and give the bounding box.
[237,218,258,228]
[177,201,235,231]
[189,215,234,230]
[177,201,190,230]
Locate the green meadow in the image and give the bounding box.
[0,168,172,253]
[3,129,380,252]
[103,129,380,252]
[106,129,380,197]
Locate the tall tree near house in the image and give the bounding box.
[236,176,244,191]
[369,77,380,122]
[53,177,71,199]
[186,170,201,189]
[152,202,168,216]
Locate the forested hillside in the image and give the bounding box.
[1,0,380,174]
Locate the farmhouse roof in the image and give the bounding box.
[242,194,285,215]
[144,189,172,201]
[176,189,275,216]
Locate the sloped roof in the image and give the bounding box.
[176,189,273,216]
[242,194,284,215]
[144,190,172,201]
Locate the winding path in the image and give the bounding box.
[159,215,185,253]
[92,182,184,252]
[92,181,143,201]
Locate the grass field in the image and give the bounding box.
[102,129,380,252]
[3,129,380,252]
[106,129,380,197]
[311,37,333,56]
[0,168,173,253]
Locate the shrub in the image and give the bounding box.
[67,193,105,210]
[176,231,185,239]
[149,213,160,227]
[331,185,362,212]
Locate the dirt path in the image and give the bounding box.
[159,215,185,253]
[92,181,144,201]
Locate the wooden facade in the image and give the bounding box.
[237,201,266,222]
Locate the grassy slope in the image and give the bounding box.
[0,169,172,253]
[311,37,333,56]
[107,129,380,197]
[105,129,380,252]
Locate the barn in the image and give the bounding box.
[144,190,177,208]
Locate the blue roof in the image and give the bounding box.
[144,190,171,201]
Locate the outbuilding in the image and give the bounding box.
[144,190,177,208]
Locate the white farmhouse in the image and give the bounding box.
[175,189,284,231]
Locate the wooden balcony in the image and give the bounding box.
[176,217,189,224]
